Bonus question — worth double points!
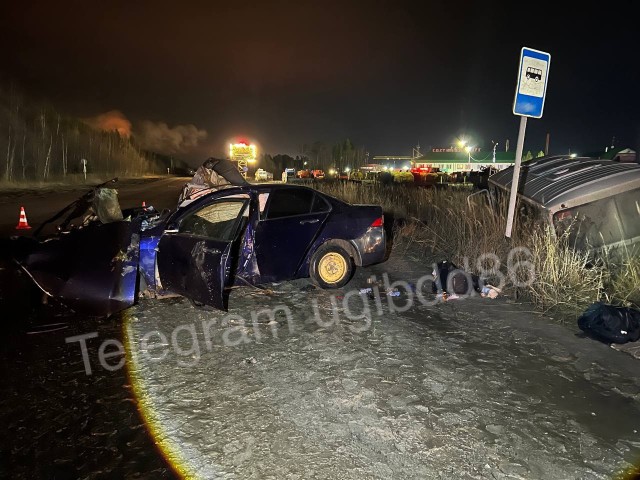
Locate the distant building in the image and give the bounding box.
[413,150,516,173]
[370,156,413,171]
[603,147,637,163]
[370,149,517,173]
[582,147,637,164]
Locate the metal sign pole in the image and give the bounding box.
[505,116,527,238]
[507,46,550,238]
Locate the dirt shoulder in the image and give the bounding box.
[122,251,640,479]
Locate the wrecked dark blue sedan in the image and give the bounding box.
[12,162,386,315]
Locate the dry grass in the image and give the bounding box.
[312,182,636,318]
[607,255,640,309]
[527,228,607,317]
[315,182,531,264]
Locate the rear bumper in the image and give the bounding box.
[352,226,386,266]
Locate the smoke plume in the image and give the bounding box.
[83,110,132,137]
[84,110,208,154]
[134,120,208,154]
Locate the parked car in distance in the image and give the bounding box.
[254,168,273,182]
[284,168,296,179]
[296,169,324,179]
[349,170,364,181]
[489,155,640,253]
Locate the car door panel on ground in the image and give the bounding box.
[157,198,248,309]
[255,188,331,281]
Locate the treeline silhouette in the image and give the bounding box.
[0,84,164,183]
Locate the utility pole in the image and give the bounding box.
[545,133,550,155]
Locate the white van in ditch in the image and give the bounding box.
[489,155,640,253]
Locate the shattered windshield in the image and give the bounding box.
[179,200,247,240]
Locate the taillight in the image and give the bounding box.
[370,216,383,227]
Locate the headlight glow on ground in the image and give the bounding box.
[123,310,193,480]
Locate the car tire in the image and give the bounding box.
[310,244,354,289]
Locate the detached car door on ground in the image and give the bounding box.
[156,197,249,310]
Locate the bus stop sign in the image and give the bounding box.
[513,47,551,118]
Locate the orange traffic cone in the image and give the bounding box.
[16,206,31,230]
[142,201,146,209]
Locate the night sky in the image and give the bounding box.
[1,0,638,160]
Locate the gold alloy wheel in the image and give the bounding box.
[318,252,347,284]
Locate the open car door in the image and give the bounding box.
[19,220,140,317]
[156,198,249,310]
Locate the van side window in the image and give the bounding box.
[554,197,624,249]
[615,188,640,240]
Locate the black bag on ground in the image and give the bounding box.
[431,260,481,295]
[578,302,640,344]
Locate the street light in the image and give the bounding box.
[464,145,474,173]
[458,137,473,167]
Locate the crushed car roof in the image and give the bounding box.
[489,155,640,210]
